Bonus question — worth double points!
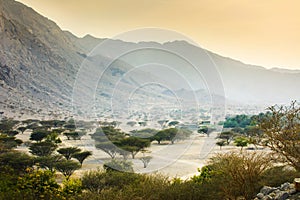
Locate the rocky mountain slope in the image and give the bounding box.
[0,0,300,119]
[0,0,79,117]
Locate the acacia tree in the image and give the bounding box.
[151,130,167,144]
[157,120,168,128]
[55,160,81,180]
[126,121,136,127]
[140,156,152,168]
[130,128,158,138]
[92,126,125,158]
[35,155,63,172]
[95,142,119,159]
[0,134,22,152]
[168,121,179,127]
[175,128,192,141]
[216,140,226,150]
[64,131,85,140]
[6,130,19,137]
[0,118,19,134]
[29,141,57,157]
[17,127,27,134]
[259,101,300,171]
[30,130,50,142]
[73,151,92,166]
[118,137,150,159]
[139,151,152,168]
[219,131,234,144]
[57,147,81,160]
[138,121,147,127]
[198,126,208,134]
[26,122,41,131]
[151,128,178,144]
[234,137,249,151]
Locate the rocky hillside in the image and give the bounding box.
[0,0,80,117]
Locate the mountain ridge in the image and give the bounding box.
[0,0,300,119]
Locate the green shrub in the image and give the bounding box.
[81,169,141,193]
[103,159,133,172]
[191,152,272,200]
[61,178,82,198]
[16,169,60,199]
[80,170,204,200]
[261,165,300,187]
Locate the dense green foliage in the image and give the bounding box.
[223,114,253,128]
[217,112,268,149]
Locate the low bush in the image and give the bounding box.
[261,165,300,187]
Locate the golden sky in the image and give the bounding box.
[18,0,300,69]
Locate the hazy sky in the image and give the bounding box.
[18,0,300,69]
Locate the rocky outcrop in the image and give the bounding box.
[254,182,300,200]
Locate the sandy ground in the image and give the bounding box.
[66,131,218,176]
[15,130,265,180]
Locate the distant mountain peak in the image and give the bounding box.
[82,34,97,39]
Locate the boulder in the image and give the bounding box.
[260,186,275,195]
[295,178,300,192]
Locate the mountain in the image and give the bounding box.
[270,67,300,74]
[0,0,299,119]
[0,0,81,117]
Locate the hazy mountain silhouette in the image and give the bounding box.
[0,0,299,118]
